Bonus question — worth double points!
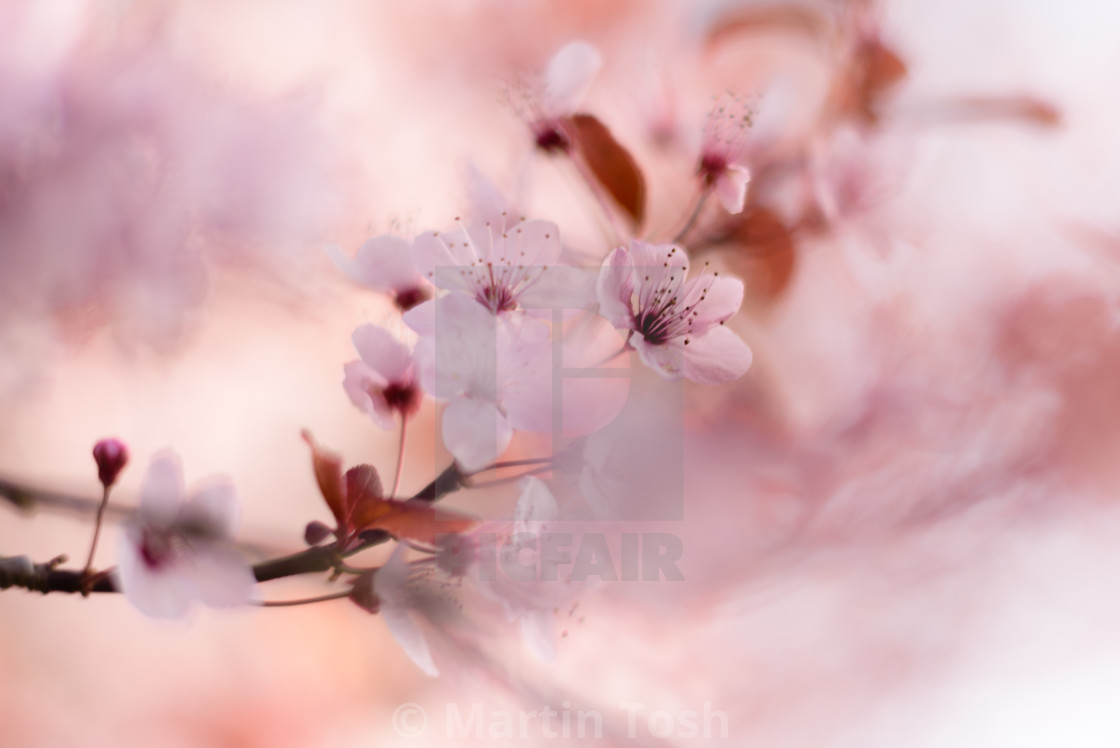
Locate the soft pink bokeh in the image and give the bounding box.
[3,0,1120,746]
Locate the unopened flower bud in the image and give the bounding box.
[92,438,129,489]
[303,520,334,546]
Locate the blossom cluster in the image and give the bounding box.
[76,38,758,674]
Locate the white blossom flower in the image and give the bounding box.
[115,452,255,619]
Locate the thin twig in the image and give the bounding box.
[259,590,352,608]
[391,417,408,498]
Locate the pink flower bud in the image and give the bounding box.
[92,438,129,489]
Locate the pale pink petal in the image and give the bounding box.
[500,333,554,433]
[140,451,185,525]
[343,360,397,429]
[381,607,439,677]
[329,236,421,293]
[465,162,516,229]
[379,543,416,597]
[181,482,240,538]
[412,229,477,292]
[689,275,745,331]
[375,545,439,677]
[545,40,603,116]
[678,326,754,384]
[596,246,636,329]
[442,397,513,472]
[409,294,501,401]
[182,545,256,608]
[401,298,437,337]
[520,610,558,662]
[632,335,687,381]
[514,477,558,535]
[500,219,562,267]
[715,164,751,214]
[628,239,689,276]
[115,534,192,620]
[352,324,413,383]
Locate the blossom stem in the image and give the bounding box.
[391,417,409,498]
[672,187,711,244]
[79,485,112,594]
[475,457,555,474]
[258,590,353,608]
[587,341,632,368]
[0,463,470,596]
[467,465,553,490]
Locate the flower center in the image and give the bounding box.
[632,248,719,347]
[393,286,430,312]
[534,122,570,154]
[139,528,175,570]
[382,382,421,416]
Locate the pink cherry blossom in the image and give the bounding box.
[115,451,255,619]
[697,94,754,214]
[403,293,552,472]
[411,218,566,315]
[597,240,753,384]
[328,235,431,311]
[343,324,422,429]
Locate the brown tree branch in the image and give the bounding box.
[0,462,469,597]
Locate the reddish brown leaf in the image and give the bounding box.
[703,5,830,51]
[853,38,908,124]
[569,113,647,229]
[301,430,347,530]
[342,464,384,534]
[729,207,797,306]
[350,499,477,546]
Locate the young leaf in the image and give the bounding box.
[731,207,796,306]
[301,430,348,530]
[569,113,647,229]
[350,498,477,546]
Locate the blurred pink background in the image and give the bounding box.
[3,0,1120,745]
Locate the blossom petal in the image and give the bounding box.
[116,534,192,619]
[329,236,421,293]
[352,324,413,383]
[596,246,636,329]
[181,482,240,538]
[545,40,602,115]
[182,545,256,609]
[632,336,686,381]
[520,610,558,662]
[690,275,745,332]
[343,360,397,429]
[501,219,562,268]
[412,229,477,292]
[514,477,558,535]
[678,326,753,384]
[714,164,751,214]
[382,606,439,677]
[442,397,513,472]
[375,545,439,677]
[140,451,185,525]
